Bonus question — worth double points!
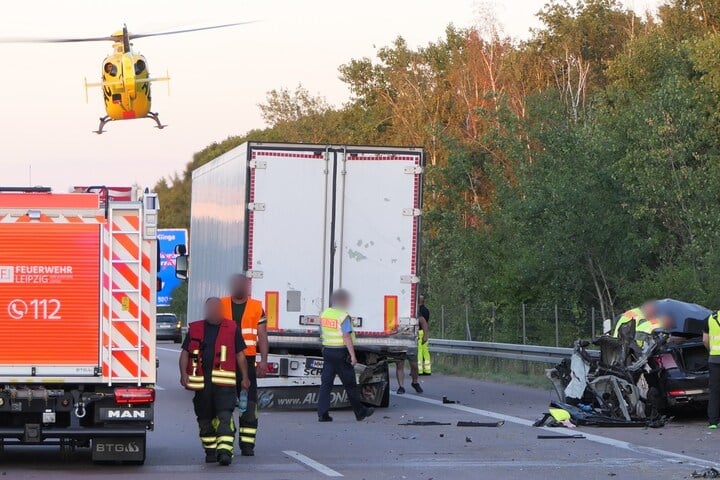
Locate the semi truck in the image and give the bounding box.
[178,142,424,409]
[0,186,158,463]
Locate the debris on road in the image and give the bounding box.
[692,468,720,478]
[465,436,472,443]
[442,396,458,404]
[399,421,452,426]
[456,421,504,427]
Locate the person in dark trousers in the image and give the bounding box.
[317,289,374,422]
[396,295,429,394]
[220,274,268,456]
[704,310,720,429]
[180,297,251,465]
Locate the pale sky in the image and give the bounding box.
[0,0,663,190]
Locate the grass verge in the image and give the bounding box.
[430,353,553,390]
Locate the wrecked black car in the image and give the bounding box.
[649,299,712,409]
[544,299,712,426]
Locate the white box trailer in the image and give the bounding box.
[184,142,423,408]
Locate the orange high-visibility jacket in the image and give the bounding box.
[221,297,263,357]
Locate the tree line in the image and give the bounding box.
[155,0,720,339]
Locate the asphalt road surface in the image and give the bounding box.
[1,345,718,479]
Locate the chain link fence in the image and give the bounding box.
[431,302,603,347]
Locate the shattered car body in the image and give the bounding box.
[544,299,712,426]
[545,324,664,426]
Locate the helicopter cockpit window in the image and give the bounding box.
[134,60,146,75]
[104,62,117,77]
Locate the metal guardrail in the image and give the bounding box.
[429,339,573,364]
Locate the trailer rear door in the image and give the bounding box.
[334,149,423,334]
[248,147,332,331]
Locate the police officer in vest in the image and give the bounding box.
[180,297,251,465]
[318,289,374,422]
[221,274,268,456]
[704,311,720,429]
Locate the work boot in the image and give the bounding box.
[397,386,406,395]
[204,449,217,463]
[217,451,232,466]
[241,446,255,457]
[318,414,333,422]
[411,382,423,393]
[356,407,375,421]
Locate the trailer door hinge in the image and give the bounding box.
[249,159,267,169]
[402,208,422,217]
[248,203,266,211]
[404,165,424,174]
[245,270,264,279]
[400,275,420,284]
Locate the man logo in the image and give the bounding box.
[0,266,14,284]
[107,409,146,419]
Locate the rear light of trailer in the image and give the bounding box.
[114,387,155,404]
[668,390,686,397]
[265,362,279,375]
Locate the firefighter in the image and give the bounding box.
[220,274,268,457]
[613,301,656,336]
[704,311,720,429]
[396,296,429,394]
[318,289,374,422]
[417,295,431,375]
[180,297,251,466]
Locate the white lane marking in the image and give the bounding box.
[283,450,343,477]
[155,385,165,391]
[395,393,720,469]
[157,347,181,353]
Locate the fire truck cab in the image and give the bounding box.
[0,186,158,463]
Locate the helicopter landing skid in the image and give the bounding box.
[93,116,111,134]
[146,112,167,130]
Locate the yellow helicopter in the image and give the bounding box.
[3,22,251,134]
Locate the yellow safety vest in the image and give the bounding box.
[320,307,354,347]
[634,318,661,346]
[613,307,644,336]
[709,312,720,356]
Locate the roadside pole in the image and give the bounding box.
[554,304,559,347]
[441,305,445,339]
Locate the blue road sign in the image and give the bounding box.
[157,228,188,308]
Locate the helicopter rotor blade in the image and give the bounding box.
[128,21,255,40]
[0,36,116,44]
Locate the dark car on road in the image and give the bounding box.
[646,299,712,411]
[156,312,182,343]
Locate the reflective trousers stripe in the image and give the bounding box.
[217,435,234,452]
[200,435,217,448]
[239,427,257,434]
[240,436,255,444]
